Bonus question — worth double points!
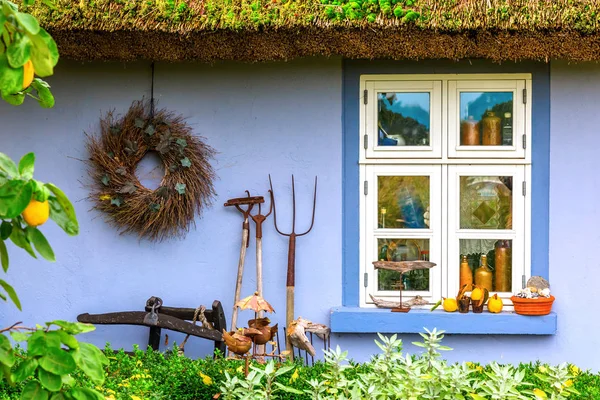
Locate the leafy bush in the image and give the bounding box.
[0,330,596,399]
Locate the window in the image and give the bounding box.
[359,74,532,307]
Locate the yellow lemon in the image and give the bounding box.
[23,60,34,90]
[471,287,484,301]
[442,297,458,312]
[487,293,504,313]
[22,199,50,227]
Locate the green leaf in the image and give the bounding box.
[20,381,49,400]
[469,394,486,400]
[110,197,122,207]
[72,342,108,384]
[134,118,145,128]
[38,368,62,392]
[118,181,136,194]
[39,347,76,375]
[27,331,62,357]
[0,334,10,349]
[0,13,6,37]
[1,90,25,106]
[175,183,186,195]
[144,124,155,136]
[47,320,95,335]
[100,174,110,186]
[0,180,33,218]
[7,35,32,68]
[0,153,19,178]
[61,374,75,387]
[0,336,15,367]
[273,382,304,394]
[180,157,191,168]
[9,223,36,258]
[31,78,54,108]
[10,331,28,342]
[49,393,66,400]
[0,279,21,310]
[12,358,38,382]
[29,28,58,78]
[15,12,40,35]
[57,330,78,350]
[68,388,104,400]
[176,138,187,148]
[0,52,23,95]
[32,180,51,202]
[45,183,78,236]
[0,240,8,272]
[18,153,35,180]
[26,227,55,262]
[45,184,76,223]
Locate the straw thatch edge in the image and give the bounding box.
[49,27,600,62]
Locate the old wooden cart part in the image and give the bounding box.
[224,193,264,332]
[269,174,317,356]
[372,260,436,312]
[77,297,227,355]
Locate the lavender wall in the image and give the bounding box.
[0,59,599,369]
[0,59,343,358]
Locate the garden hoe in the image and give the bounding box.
[224,192,264,333]
[269,175,317,358]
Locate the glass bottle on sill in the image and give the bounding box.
[460,255,473,288]
[475,254,493,291]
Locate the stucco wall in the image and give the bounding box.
[1,59,599,369]
[0,59,343,358]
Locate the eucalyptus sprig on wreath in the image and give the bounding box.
[87,100,216,241]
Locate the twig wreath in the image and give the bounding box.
[87,100,216,241]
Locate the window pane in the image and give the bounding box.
[378,176,429,229]
[460,92,513,146]
[460,176,512,229]
[459,239,512,292]
[377,238,430,291]
[377,92,430,146]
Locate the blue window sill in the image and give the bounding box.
[330,307,557,335]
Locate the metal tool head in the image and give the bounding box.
[224,196,265,207]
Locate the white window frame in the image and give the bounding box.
[359,74,532,308]
[364,80,443,159]
[448,80,528,159]
[363,165,442,302]
[447,165,527,301]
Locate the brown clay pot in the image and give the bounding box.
[510,295,555,316]
[458,297,471,313]
[471,299,484,313]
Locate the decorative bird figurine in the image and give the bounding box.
[287,317,316,357]
[248,318,278,346]
[222,328,261,356]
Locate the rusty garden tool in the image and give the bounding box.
[249,199,272,360]
[224,192,264,332]
[269,175,317,356]
[249,197,273,317]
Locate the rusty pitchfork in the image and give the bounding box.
[269,175,317,355]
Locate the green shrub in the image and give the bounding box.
[0,330,597,399]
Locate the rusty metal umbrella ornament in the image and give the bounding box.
[235,292,275,314]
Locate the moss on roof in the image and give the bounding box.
[26,0,600,61]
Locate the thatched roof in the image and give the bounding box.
[30,0,600,62]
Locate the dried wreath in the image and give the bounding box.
[87,100,216,241]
